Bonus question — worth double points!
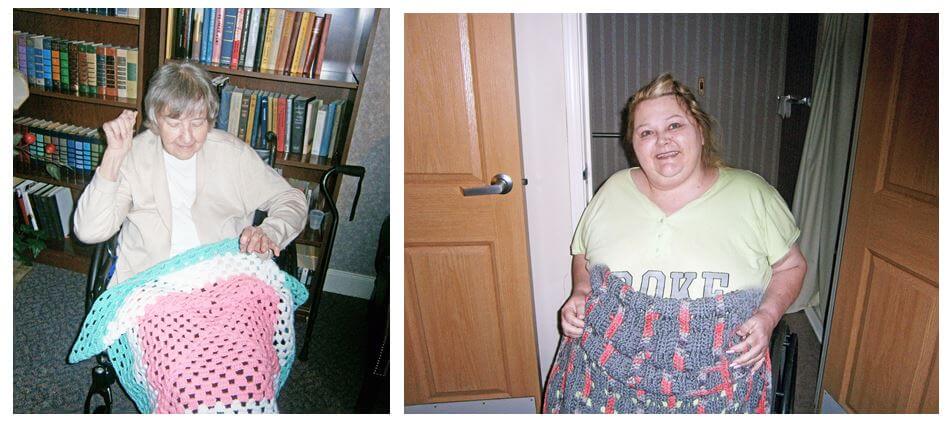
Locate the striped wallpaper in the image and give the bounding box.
[586,14,789,190]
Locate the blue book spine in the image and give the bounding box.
[257,95,269,149]
[25,38,35,86]
[42,37,53,91]
[67,136,76,169]
[202,8,214,64]
[32,38,44,87]
[220,8,238,67]
[82,140,91,170]
[216,85,233,130]
[319,102,337,157]
[250,91,263,148]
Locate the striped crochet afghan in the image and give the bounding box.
[69,239,309,413]
[543,265,772,414]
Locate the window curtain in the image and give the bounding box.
[787,14,865,327]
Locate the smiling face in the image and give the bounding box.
[156,111,210,160]
[631,95,706,189]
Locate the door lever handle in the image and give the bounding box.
[461,174,513,196]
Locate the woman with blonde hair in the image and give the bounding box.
[545,73,806,414]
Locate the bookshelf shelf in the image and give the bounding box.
[18,8,141,26]
[197,64,359,89]
[275,152,335,171]
[28,87,138,109]
[13,161,92,191]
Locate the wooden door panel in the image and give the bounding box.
[823,14,937,414]
[881,16,938,203]
[845,253,937,412]
[405,245,511,401]
[405,13,542,410]
[866,195,938,282]
[405,14,484,179]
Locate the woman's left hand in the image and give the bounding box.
[239,226,281,258]
[726,309,777,372]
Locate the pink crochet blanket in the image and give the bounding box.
[69,239,308,413]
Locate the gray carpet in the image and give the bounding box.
[13,264,387,413]
[783,311,821,414]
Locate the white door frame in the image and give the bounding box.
[514,13,592,386]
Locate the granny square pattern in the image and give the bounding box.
[543,265,772,414]
[69,239,309,413]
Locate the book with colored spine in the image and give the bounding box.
[274,10,296,76]
[104,45,117,97]
[219,8,238,67]
[243,8,262,71]
[230,8,246,69]
[116,47,128,98]
[211,8,225,66]
[126,48,138,101]
[252,8,269,72]
[95,44,106,96]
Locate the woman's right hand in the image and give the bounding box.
[559,291,589,338]
[102,110,137,155]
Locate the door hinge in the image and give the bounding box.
[582,168,588,181]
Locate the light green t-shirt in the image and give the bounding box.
[571,167,800,299]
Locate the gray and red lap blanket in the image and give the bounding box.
[543,265,772,414]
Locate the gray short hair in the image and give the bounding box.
[143,61,219,130]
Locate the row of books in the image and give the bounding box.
[216,84,349,159]
[14,31,140,100]
[14,116,105,172]
[60,8,140,18]
[14,178,75,243]
[167,8,331,79]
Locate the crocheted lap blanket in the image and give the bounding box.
[543,265,772,414]
[69,239,309,413]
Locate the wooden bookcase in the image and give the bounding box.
[157,8,381,319]
[12,8,163,272]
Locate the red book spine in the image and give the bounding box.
[230,8,245,69]
[310,14,331,79]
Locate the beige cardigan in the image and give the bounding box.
[74,128,307,286]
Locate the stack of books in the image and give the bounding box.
[216,84,349,159]
[61,8,140,18]
[14,178,75,243]
[14,116,106,172]
[167,8,332,79]
[13,31,140,100]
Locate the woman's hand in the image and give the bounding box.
[102,110,137,156]
[727,309,778,372]
[239,226,281,258]
[559,291,589,338]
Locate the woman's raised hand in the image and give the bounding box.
[559,291,588,338]
[102,110,137,155]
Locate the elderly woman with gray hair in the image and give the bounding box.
[74,61,307,286]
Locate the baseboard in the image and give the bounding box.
[323,268,375,300]
[804,304,823,343]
